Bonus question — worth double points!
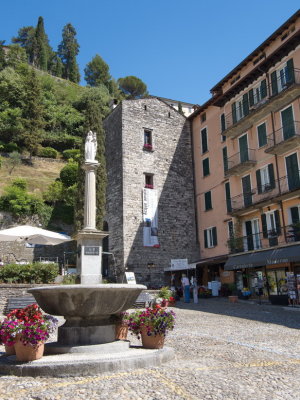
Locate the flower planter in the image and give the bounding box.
[115,324,128,340]
[14,339,44,362]
[228,296,238,303]
[141,327,165,349]
[5,344,16,356]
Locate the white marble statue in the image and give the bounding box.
[85,131,97,162]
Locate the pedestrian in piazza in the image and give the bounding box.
[181,274,190,303]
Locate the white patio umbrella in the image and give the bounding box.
[0,225,72,245]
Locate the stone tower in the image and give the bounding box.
[104,98,199,286]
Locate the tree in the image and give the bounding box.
[5,45,27,69]
[117,76,148,99]
[75,96,107,231]
[0,41,6,71]
[60,162,78,187]
[58,23,80,83]
[33,16,51,70]
[84,54,111,88]
[48,53,63,77]
[21,69,44,157]
[12,26,36,64]
[178,102,184,116]
[6,151,22,175]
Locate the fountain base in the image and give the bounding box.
[58,324,115,345]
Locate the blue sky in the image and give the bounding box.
[1,1,299,105]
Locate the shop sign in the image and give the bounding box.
[170,259,188,271]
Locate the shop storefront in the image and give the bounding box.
[224,244,300,305]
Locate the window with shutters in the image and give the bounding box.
[256,164,275,193]
[222,147,228,173]
[202,158,210,177]
[204,191,212,211]
[261,210,281,247]
[257,122,267,147]
[144,173,154,189]
[270,58,295,96]
[225,182,231,212]
[201,127,208,154]
[204,227,217,248]
[289,206,300,225]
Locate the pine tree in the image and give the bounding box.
[21,69,44,158]
[118,76,148,99]
[34,17,50,70]
[58,23,80,83]
[75,98,106,232]
[12,26,36,64]
[49,53,63,77]
[84,54,111,88]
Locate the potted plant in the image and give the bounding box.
[0,304,58,361]
[155,286,172,307]
[115,311,130,340]
[128,306,176,349]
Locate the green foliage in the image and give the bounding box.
[0,43,6,71]
[0,262,59,283]
[62,274,79,284]
[4,142,19,153]
[6,151,22,175]
[84,54,111,88]
[21,69,44,157]
[62,149,80,161]
[43,180,64,204]
[156,286,172,300]
[5,45,27,69]
[64,184,77,207]
[58,23,80,83]
[12,26,36,64]
[33,16,51,71]
[11,177,27,190]
[42,133,82,152]
[37,146,58,158]
[60,161,78,187]
[118,75,148,99]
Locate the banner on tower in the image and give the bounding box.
[143,188,159,247]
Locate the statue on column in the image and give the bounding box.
[85,131,97,162]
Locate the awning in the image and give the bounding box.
[164,263,196,272]
[224,244,300,271]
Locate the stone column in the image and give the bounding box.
[83,161,99,230]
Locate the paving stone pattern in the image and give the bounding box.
[1,298,300,400]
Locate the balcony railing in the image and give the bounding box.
[227,225,300,254]
[225,148,256,175]
[230,171,300,214]
[222,68,300,135]
[265,121,300,154]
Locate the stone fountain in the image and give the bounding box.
[1,131,174,376]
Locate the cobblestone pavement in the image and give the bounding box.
[1,298,300,400]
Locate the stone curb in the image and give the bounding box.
[0,346,175,377]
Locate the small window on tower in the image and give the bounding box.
[143,129,153,151]
[145,174,154,189]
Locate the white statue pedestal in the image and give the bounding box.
[76,229,108,284]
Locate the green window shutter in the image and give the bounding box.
[268,164,275,189]
[257,123,267,147]
[225,182,232,212]
[271,71,278,95]
[274,210,281,235]
[204,191,212,210]
[222,147,228,172]
[286,58,295,84]
[249,89,254,106]
[204,230,208,248]
[261,214,268,238]
[201,128,208,153]
[221,113,226,132]
[203,158,210,176]
[256,169,262,194]
[212,227,217,246]
[290,207,299,224]
[260,79,267,98]
[242,93,249,116]
[232,102,237,124]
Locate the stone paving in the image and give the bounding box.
[0,298,300,400]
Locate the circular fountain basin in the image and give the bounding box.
[28,284,146,346]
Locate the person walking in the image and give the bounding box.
[181,274,190,303]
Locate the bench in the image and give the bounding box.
[132,292,154,308]
[4,296,37,315]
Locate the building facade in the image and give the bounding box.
[190,10,300,303]
[104,97,199,287]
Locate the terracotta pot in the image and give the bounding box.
[141,327,165,349]
[115,324,128,340]
[5,344,16,356]
[161,300,169,308]
[14,339,44,362]
[229,295,238,303]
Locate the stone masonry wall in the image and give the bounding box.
[104,98,199,286]
[103,105,124,278]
